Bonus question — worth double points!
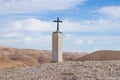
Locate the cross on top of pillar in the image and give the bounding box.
[53,17,62,31]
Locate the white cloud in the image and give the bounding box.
[12,21,22,30]
[9,18,120,33]
[0,0,85,14]
[75,39,83,45]
[61,19,120,32]
[11,18,54,32]
[0,17,119,51]
[25,19,53,32]
[87,39,93,44]
[64,34,120,44]
[24,37,33,43]
[98,6,120,19]
[3,33,18,38]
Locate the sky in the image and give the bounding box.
[0,0,120,52]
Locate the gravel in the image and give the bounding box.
[0,61,120,80]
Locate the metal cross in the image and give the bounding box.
[53,17,62,31]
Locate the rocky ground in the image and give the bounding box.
[0,61,120,80]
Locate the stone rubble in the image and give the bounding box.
[0,61,120,80]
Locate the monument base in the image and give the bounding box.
[51,60,63,63]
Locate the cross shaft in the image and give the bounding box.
[53,17,62,31]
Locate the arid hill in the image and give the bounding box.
[78,50,120,61]
[0,46,86,70]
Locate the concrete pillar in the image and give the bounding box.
[52,31,63,62]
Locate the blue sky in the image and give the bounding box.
[0,0,120,52]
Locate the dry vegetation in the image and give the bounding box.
[78,50,120,61]
[1,46,120,70]
[0,46,86,70]
[0,46,120,79]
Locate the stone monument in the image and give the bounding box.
[52,17,63,62]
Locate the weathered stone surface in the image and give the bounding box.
[0,61,120,80]
[52,31,63,62]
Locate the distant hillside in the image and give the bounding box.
[78,50,120,61]
[0,46,86,70]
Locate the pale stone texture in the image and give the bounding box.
[52,31,63,62]
[0,61,120,80]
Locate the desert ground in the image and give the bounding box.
[0,46,120,80]
[0,46,86,70]
[0,61,120,80]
